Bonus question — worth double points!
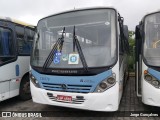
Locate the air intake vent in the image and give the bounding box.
[42,83,92,93]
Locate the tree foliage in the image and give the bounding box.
[128,30,135,71]
[129,31,135,47]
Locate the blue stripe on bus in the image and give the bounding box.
[148,68,160,81]
[31,69,112,93]
[15,64,20,76]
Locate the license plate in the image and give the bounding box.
[57,95,72,102]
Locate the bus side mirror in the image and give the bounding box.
[123,25,129,41]
[135,25,140,40]
[135,25,141,58]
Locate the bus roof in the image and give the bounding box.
[141,10,160,22]
[0,16,35,28]
[38,6,118,23]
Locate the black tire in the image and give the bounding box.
[19,74,31,100]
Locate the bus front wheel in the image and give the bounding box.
[19,74,31,100]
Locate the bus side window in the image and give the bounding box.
[25,28,34,54]
[0,27,15,64]
[0,28,13,56]
[16,26,34,55]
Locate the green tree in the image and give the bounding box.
[128,31,135,72]
[129,31,135,48]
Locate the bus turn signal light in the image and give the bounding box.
[144,70,148,74]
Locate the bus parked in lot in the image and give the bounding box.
[30,7,129,111]
[0,17,35,101]
[135,11,160,106]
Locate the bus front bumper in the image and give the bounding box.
[30,81,120,111]
[142,80,160,107]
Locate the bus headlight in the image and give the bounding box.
[144,71,160,88]
[99,81,108,89]
[107,77,116,84]
[94,75,116,93]
[29,72,40,88]
[144,75,152,81]
[151,80,159,87]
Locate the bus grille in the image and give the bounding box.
[47,93,85,104]
[42,83,92,93]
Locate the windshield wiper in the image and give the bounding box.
[42,27,65,71]
[73,26,88,72]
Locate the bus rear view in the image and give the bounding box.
[30,7,128,111]
[136,11,160,106]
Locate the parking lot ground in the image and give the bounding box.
[0,77,160,120]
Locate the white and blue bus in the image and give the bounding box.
[30,7,129,111]
[0,17,35,101]
[135,11,160,106]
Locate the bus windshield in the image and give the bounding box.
[144,12,160,66]
[0,27,14,65]
[31,9,117,70]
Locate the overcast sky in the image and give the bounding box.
[0,0,160,30]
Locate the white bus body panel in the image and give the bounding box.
[31,56,127,111]
[141,61,160,106]
[118,54,128,102]
[31,81,119,111]
[0,56,30,101]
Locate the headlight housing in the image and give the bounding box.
[94,73,116,93]
[29,72,40,88]
[144,70,160,88]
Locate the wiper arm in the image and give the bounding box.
[42,27,65,71]
[73,26,89,71]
